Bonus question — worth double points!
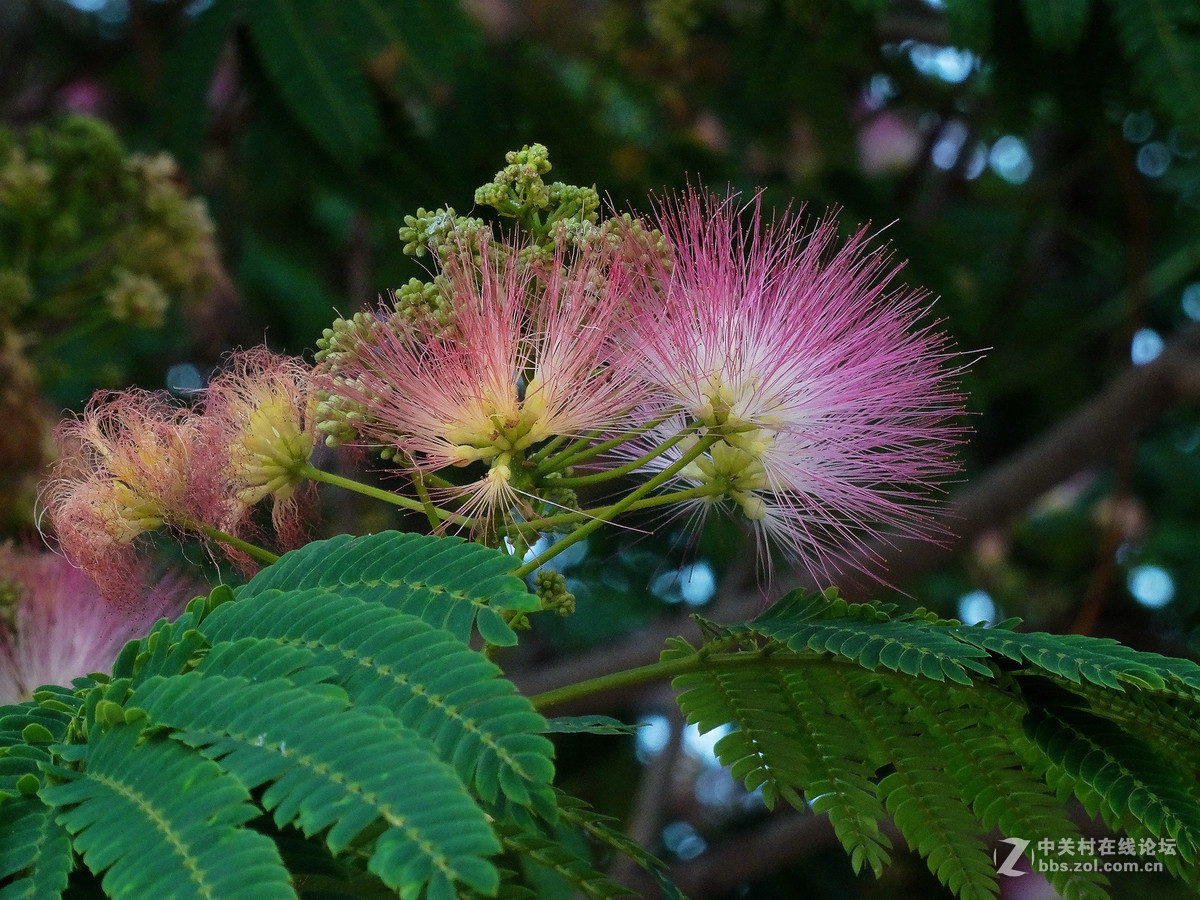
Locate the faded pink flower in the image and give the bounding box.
[192,347,318,554]
[0,546,190,704]
[622,189,966,584]
[325,239,644,530]
[42,390,196,599]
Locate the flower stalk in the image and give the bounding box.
[511,432,723,579]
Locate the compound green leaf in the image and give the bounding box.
[245,0,382,161]
[40,721,294,900]
[0,796,72,900]
[199,589,555,815]
[237,531,537,644]
[133,672,501,899]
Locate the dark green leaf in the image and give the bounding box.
[245,0,382,161]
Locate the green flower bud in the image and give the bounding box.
[397,206,486,259]
[393,278,459,340]
[506,143,552,175]
[103,269,169,328]
[0,578,21,634]
[0,150,52,211]
[314,311,378,367]
[0,269,33,312]
[535,569,576,616]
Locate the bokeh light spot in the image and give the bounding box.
[958,589,997,626]
[1137,142,1172,178]
[635,714,671,763]
[1122,110,1156,143]
[662,821,708,860]
[989,136,1033,184]
[1128,565,1175,608]
[683,722,731,768]
[1183,283,1200,320]
[1130,328,1164,365]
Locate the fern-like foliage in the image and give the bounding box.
[11,528,1200,899]
[662,588,1200,899]
[243,0,383,161]
[1105,0,1200,127]
[551,791,685,900]
[0,691,77,899]
[480,792,679,899]
[41,718,295,900]
[237,531,541,646]
[198,586,557,817]
[159,0,482,173]
[0,532,670,900]
[132,671,502,898]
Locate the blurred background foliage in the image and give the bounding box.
[3,0,1200,896]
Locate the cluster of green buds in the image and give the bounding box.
[0,116,220,530]
[118,152,216,303]
[0,148,51,213]
[314,311,382,450]
[0,575,20,636]
[0,115,219,390]
[397,206,487,261]
[472,144,671,269]
[391,275,465,342]
[103,268,170,328]
[316,144,630,453]
[535,569,576,617]
[306,144,687,608]
[475,144,601,221]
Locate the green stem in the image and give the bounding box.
[530,431,606,472]
[526,431,581,466]
[183,519,280,566]
[530,646,823,710]
[503,483,723,538]
[404,459,445,530]
[511,434,720,579]
[536,413,678,475]
[297,462,470,526]
[530,634,1032,710]
[620,483,722,510]
[548,429,693,488]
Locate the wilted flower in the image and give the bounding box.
[323,238,643,530]
[622,189,966,584]
[193,347,318,548]
[42,390,195,598]
[0,546,189,704]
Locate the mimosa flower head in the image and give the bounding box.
[42,390,195,598]
[197,346,316,501]
[186,347,319,562]
[323,237,644,532]
[0,546,190,704]
[623,188,967,584]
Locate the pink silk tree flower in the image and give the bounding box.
[42,390,197,600]
[0,547,190,704]
[622,189,967,585]
[324,238,645,532]
[192,347,318,553]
